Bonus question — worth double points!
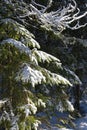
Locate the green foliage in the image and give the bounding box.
[0,0,84,130]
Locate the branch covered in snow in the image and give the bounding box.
[16,63,72,87]
[0,38,31,55]
[31,48,62,67]
[0,99,8,108]
[1,0,87,33]
[32,49,60,63]
[0,18,40,49]
[16,63,46,87]
[25,0,87,33]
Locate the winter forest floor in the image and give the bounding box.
[38,99,87,130]
[75,100,87,130]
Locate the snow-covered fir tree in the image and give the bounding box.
[0,0,85,129]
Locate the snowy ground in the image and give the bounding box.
[75,100,87,130]
[75,115,87,130]
[38,100,87,130]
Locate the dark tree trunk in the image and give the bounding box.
[74,84,80,110]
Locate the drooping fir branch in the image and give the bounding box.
[0,18,40,49]
[16,63,72,87]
